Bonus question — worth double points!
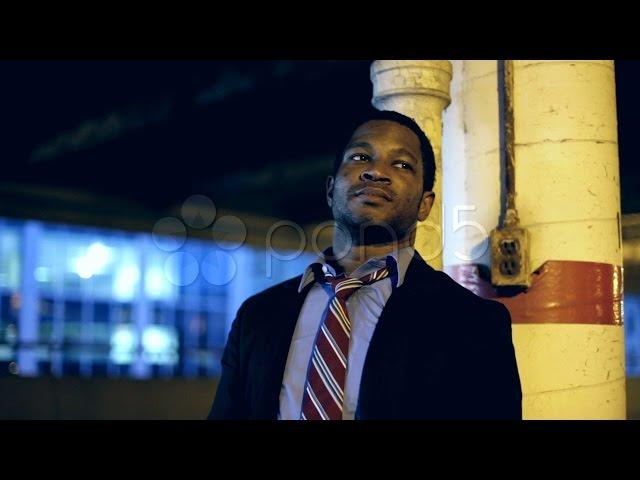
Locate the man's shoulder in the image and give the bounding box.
[436,270,512,340]
[408,256,500,310]
[433,269,508,313]
[405,258,511,335]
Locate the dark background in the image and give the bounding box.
[0,60,371,230]
[1,60,637,232]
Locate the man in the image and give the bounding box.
[208,108,522,420]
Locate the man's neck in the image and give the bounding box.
[330,230,414,277]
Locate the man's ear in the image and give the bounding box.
[417,191,435,222]
[326,175,335,208]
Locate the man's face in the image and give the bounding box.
[326,120,435,241]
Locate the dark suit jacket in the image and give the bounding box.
[208,251,522,419]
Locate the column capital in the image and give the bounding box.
[371,60,453,107]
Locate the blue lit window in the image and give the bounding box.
[0,216,316,379]
[624,294,640,377]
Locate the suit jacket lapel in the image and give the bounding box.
[256,278,313,419]
[356,252,438,417]
[373,251,437,336]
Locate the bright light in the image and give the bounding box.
[110,325,137,351]
[113,264,140,300]
[142,326,170,354]
[76,257,93,279]
[75,242,112,279]
[87,242,111,271]
[141,325,178,365]
[34,266,50,282]
[110,351,134,365]
[145,266,169,299]
[110,324,138,365]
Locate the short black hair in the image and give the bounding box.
[333,108,436,192]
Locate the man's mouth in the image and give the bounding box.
[354,186,393,202]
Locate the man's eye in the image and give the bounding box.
[349,153,369,162]
[394,161,414,170]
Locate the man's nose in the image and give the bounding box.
[360,166,391,184]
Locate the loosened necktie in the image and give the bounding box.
[300,266,390,420]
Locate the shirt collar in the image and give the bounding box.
[297,246,415,293]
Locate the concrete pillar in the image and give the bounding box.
[371,60,452,271]
[442,61,501,289]
[442,60,626,419]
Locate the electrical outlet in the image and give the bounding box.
[490,226,531,287]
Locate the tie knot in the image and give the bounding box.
[325,267,391,301]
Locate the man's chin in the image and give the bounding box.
[348,202,391,219]
[346,212,390,228]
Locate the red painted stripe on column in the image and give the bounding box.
[445,260,623,326]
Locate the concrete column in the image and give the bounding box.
[442,60,625,419]
[508,60,624,419]
[442,61,501,286]
[371,60,452,271]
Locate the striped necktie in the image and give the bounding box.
[300,266,391,420]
